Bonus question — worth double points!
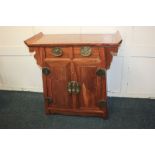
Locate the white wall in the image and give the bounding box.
[0,26,155,99]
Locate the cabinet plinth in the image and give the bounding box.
[24,32,122,118]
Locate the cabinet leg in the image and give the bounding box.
[103,109,109,119]
[103,100,109,119]
[45,103,51,115]
[45,109,51,115]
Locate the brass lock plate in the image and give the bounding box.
[52,47,63,57]
[67,81,80,94]
[80,46,92,57]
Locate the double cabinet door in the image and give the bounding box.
[42,46,107,112]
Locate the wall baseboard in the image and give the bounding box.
[0,85,155,99]
[108,92,155,99]
[0,85,43,93]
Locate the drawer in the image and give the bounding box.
[73,46,100,58]
[45,47,72,58]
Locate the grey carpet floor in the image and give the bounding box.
[0,90,155,129]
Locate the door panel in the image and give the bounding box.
[45,59,72,109]
[73,59,106,110]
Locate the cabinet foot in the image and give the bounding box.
[45,104,51,115]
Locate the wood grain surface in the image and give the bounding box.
[24,32,122,118]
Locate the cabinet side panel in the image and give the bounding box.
[99,47,107,100]
[39,47,50,114]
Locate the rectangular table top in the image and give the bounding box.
[25,31,122,47]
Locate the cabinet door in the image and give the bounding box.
[44,59,72,109]
[73,59,106,110]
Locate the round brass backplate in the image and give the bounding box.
[42,67,51,75]
[80,46,92,57]
[98,100,107,108]
[96,68,106,77]
[52,47,63,57]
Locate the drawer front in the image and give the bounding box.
[73,46,100,58]
[45,47,72,58]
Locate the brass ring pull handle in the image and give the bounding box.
[52,47,63,57]
[67,81,80,94]
[80,46,92,57]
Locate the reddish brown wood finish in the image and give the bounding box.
[24,32,122,118]
[25,32,122,47]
